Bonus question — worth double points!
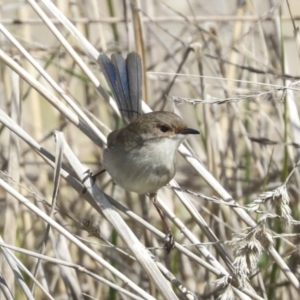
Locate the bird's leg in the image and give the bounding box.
[149,193,175,253]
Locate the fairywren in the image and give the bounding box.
[97,52,199,252]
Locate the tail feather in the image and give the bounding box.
[97,54,119,106]
[111,54,131,119]
[126,52,142,121]
[98,52,142,123]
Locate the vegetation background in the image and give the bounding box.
[1,0,300,299]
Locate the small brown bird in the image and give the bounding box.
[98,52,199,252]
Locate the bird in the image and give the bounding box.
[96,51,200,252]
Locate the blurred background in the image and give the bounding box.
[1,0,300,299]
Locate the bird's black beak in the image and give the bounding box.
[180,128,200,135]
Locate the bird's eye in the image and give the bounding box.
[160,125,169,132]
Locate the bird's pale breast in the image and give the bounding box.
[103,134,184,194]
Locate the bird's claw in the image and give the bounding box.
[82,169,96,185]
[162,232,175,254]
[81,169,97,194]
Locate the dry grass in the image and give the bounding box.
[1,0,300,299]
